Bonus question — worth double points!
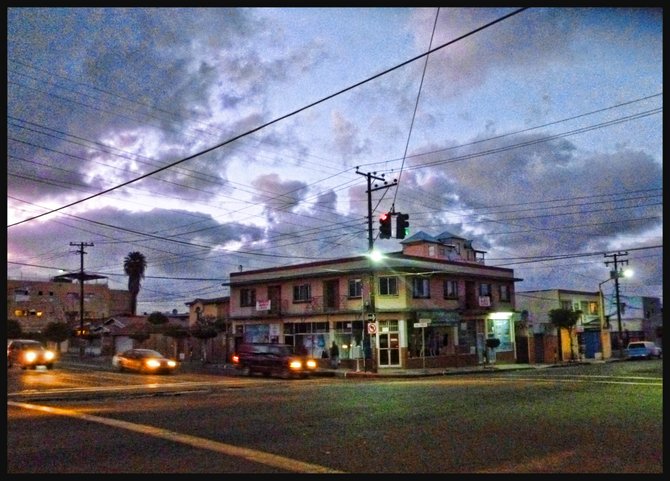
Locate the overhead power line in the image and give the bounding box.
[7,8,528,228]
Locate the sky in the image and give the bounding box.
[7,7,663,316]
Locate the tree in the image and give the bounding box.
[42,322,70,351]
[8,319,22,339]
[147,311,169,328]
[190,315,218,363]
[123,251,147,316]
[548,308,582,361]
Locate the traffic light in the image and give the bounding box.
[396,213,409,239]
[379,212,392,239]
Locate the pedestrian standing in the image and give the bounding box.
[329,341,339,369]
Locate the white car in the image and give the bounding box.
[626,341,662,360]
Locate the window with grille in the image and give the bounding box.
[412,277,430,298]
[293,284,311,302]
[240,288,256,307]
[348,278,362,298]
[443,280,458,299]
[378,276,398,296]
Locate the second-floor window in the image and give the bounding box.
[378,276,398,296]
[240,288,256,307]
[412,277,430,298]
[560,300,572,311]
[588,301,598,315]
[293,284,311,302]
[443,280,458,299]
[499,284,511,302]
[348,278,362,298]
[479,283,491,297]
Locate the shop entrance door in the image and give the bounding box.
[378,327,400,367]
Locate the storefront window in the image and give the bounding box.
[334,320,364,359]
[284,321,328,358]
[487,318,512,351]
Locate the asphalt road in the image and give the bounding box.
[7,359,663,473]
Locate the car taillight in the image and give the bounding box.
[232,354,240,364]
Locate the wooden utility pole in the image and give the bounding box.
[71,242,94,358]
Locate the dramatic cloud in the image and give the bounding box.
[7,8,662,313]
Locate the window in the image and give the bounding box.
[348,278,362,298]
[412,277,430,298]
[560,300,572,310]
[443,280,458,299]
[378,276,398,296]
[479,283,491,297]
[293,284,311,302]
[240,288,256,307]
[499,284,511,302]
[588,302,598,315]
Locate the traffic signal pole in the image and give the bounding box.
[356,169,397,372]
[355,168,397,252]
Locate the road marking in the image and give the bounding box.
[9,401,344,474]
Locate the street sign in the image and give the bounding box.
[367,323,377,334]
[414,322,428,328]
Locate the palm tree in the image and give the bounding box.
[123,251,147,316]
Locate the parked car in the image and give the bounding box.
[626,341,662,360]
[232,343,318,379]
[7,339,57,370]
[112,349,178,374]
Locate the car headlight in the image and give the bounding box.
[44,351,55,361]
[24,351,37,362]
[145,359,161,369]
[167,360,177,368]
[289,360,303,370]
[306,359,317,369]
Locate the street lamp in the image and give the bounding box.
[599,268,633,358]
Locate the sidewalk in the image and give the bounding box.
[60,353,618,378]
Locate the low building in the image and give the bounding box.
[225,231,522,371]
[515,289,611,362]
[7,277,132,334]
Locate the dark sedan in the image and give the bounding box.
[112,349,178,374]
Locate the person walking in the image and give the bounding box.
[329,341,339,369]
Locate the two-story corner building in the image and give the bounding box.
[225,231,522,371]
[7,277,132,334]
[515,289,611,363]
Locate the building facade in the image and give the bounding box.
[603,294,663,348]
[226,231,522,371]
[515,289,611,362]
[7,277,132,334]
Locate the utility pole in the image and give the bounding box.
[71,242,94,358]
[355,168,397,252]
[604,251,629,358]
[355,168,397,372]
